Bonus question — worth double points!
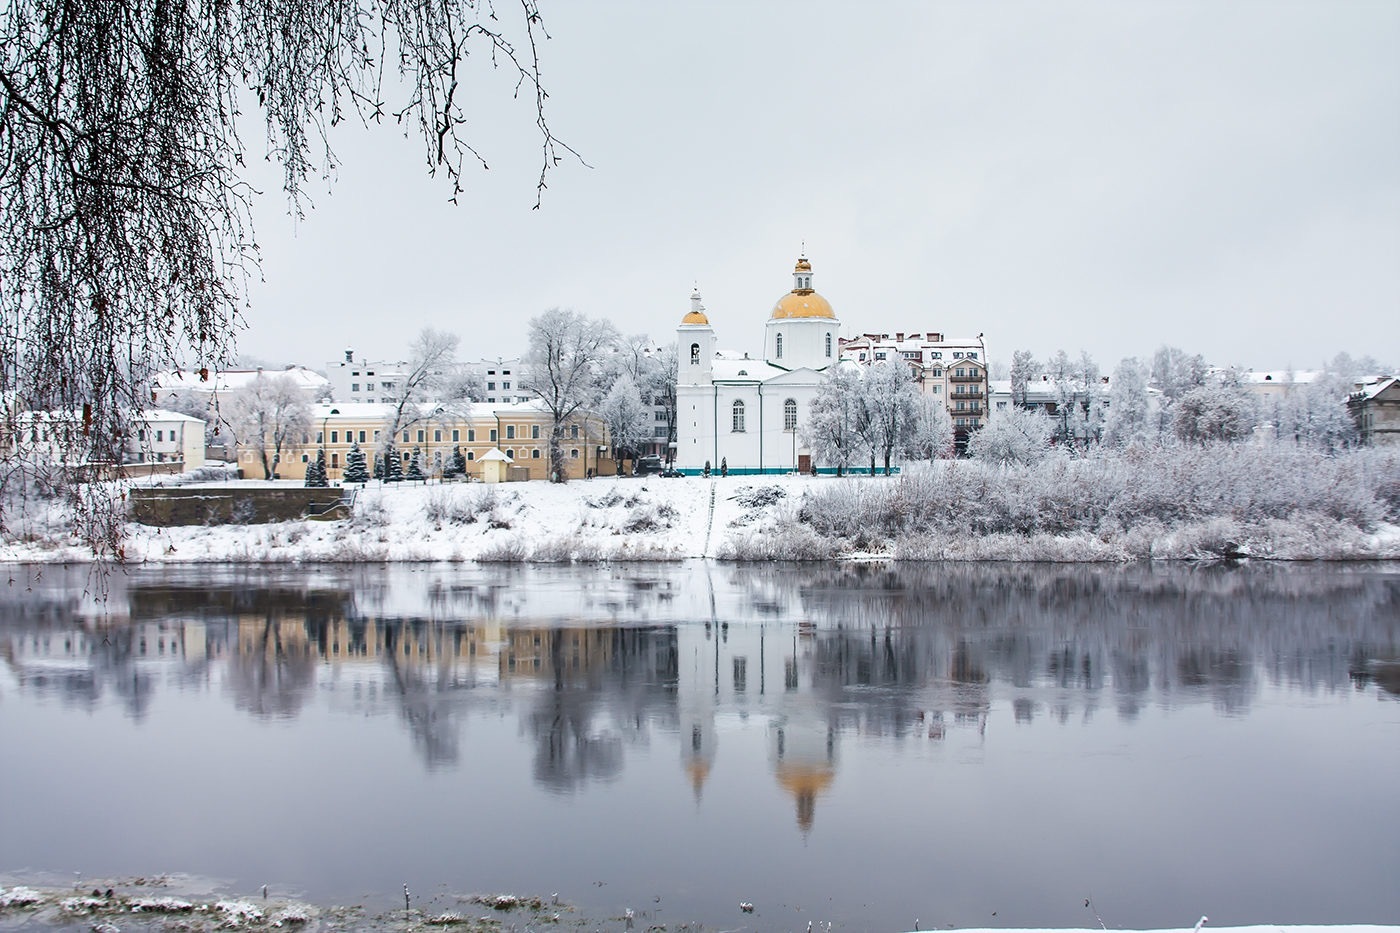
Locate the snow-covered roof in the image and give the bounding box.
[137,409,206,425]
[711,357,788,382]
[1242,370,1320,385]
[154,367,330,396]
[479,448,513,462]
[1351,376,1399,401]
[309,399,553,421]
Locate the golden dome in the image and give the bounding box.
[794,257,812,273]
[681,310,710,325]
[772,291,835,320]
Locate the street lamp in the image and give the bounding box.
[320,405,339,480]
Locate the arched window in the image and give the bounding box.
[531,449,541,459]
[775,333,784,359]
[467,451,475,461]
[690,343,700,364]
[732,400,746,433]
[825,332,833,358]
[783,398,797,431]
[570,448,579,458]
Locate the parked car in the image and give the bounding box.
[635,455,664,476]
[660,468,684,478]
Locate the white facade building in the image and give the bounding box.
[675,256,839,474]
[322,350,408,405]
[474,357,530,404]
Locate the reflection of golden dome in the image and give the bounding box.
[775,762,835,832]
[772,292,835,320]
[681,310,710,325]
[685,758,712,798]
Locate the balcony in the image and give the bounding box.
[952,388,985,399]
[949,372,983,383]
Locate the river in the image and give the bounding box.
[1,561,1397,931]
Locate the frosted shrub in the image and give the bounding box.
[347,492,388,530]
[796,443,1396,558]
[478,537,528,562]
[720,524,841,561]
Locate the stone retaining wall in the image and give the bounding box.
[129,487,348,526]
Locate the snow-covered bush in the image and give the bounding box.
[347,491,389,530]
[967,406,1054,466]
[478,537,528,562]
[796,443,1397,555]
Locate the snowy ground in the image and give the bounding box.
[3,445,1399,564]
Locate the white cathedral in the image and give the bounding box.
[675,255,840,474]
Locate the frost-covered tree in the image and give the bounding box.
[1045,350,1075,443]
[805,365,863,476]
[343,443,370,485]
[1268,360,1361,451]
[599,373,652,473]
[1152,346,1209,403]
[0,0,570,552]
[406,447,425,482]
[1173,384,1257,444]
[384,446,404,483]
[228,373,311,479]
[1104,357,1153,447]
[1010,350,1038,409]
[910,393,955,461]
[381,328,461,449]
[967,405,1054,466]
[439,366,486,406]
[863,361,921,475]
[1073,351,1106,445]
[440,445,465,479]
[304,450,328,488]
[521,308,619,483]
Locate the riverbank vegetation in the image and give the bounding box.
[724,442,1400,562]
[1,441,1396,564]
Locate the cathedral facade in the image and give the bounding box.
[674,256,840,474]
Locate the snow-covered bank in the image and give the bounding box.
[930,929,1399,933]
[2,445,1398,563]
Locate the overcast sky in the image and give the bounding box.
[239,0,1400,373]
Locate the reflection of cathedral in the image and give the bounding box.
[676,616,845,831]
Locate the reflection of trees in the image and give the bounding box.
[753,561,1400,726]
[381,621,476,769]
[527,627,679,793]
[227,612,316,719]
[6,561,1395,788]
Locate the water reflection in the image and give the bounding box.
[4,563,1395,785]
[2,561,1398,928]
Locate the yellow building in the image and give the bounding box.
[238,401,613,482]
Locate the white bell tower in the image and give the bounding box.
[678,288,715,387]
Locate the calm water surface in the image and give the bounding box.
[1,561,1397,931]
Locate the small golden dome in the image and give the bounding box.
[794,256,812,273]
[772,291,835,320]
[681,309,710,325]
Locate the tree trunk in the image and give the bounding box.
[549,422,567,483]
